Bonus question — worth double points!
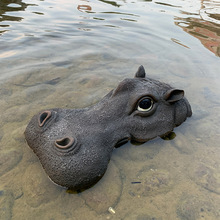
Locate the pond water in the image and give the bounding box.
[0,0,220,219]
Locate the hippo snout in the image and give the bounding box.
[25,66,192,191]
[174,97,192,127]
[186,99,192,118]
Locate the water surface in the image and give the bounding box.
[0,0,220,219]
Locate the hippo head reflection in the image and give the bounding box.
[25,66,192,191]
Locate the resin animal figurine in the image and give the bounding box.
[25,66,192,191]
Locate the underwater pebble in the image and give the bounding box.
[0,149,23,177]
[82,162,122,214]
[0,189,14,220]
[108,207,116,214]
[23,163,62,208]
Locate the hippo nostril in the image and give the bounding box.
[55,137,75,149]
[38,111,52,127]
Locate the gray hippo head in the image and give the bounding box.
[25,66,192,191]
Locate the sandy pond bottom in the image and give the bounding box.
[0,55,220,220]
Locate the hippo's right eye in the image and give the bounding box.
[137,98,153,112]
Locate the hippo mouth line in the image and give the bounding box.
[115,137,130,148]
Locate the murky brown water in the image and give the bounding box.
[0,0,220,219]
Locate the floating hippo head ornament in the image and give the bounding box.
[25,66,192,191]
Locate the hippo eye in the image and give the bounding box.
[137,98,153,112]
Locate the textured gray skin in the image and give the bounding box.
[25,66,192,191]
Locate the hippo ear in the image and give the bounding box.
[135,65,146,78]
[164,89,184,103]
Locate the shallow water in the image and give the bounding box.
[0,0,220,219]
